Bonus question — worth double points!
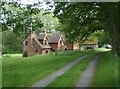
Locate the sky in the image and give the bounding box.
[21,0,47,5]
[19,0,55,10]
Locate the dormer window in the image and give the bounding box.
[44,40,47,45]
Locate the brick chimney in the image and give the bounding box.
[40,28,46,34]
[27,25,36,56]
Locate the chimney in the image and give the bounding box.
[27,23,33,34]
[27,24,36,56]
[40,28,46,34]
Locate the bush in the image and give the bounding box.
[56,50,80,56]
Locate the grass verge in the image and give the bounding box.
[91,52,118,87]
[2,51,86,87]
[46,54,96,87]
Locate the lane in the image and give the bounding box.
[75,55,100,88]
[31,55,89,87]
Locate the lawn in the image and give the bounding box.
[47,53,96,87]
[2,48,116,87]
[2,54,22,57]
[2,51,87,87]
[94,47,112,52]
[91,52,118,87]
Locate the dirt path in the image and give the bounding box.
[31,55,89,87]
[75,55,100,88]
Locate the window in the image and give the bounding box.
[35,50,38,53]
[44,40,47,45]
[53,50,55,52]
[46,50,48,53]
[60,40,62,45]
[25,41,27,45]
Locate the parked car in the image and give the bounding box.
[104,44,112,49]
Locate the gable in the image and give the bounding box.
[37,34,46,40]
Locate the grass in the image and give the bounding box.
[2,48,114,87]
[2,54,22,57]
[54,50,82,56]
[47,53,96,87]
[94,47,112,52]
[91,52,118,87]
[2,51,87,87]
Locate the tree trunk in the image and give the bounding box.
[102,3,120,57]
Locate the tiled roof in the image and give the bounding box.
[83,37,98,44]
[47,33,62,43]
[43,45,52,49]
[34,36,51,49]
[37,33,46,40]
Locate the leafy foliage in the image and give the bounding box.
[39,11,59,33]
[53,2,120,56]
[2,30,22,54]
[1,1,43,37]
[54,3,107,42]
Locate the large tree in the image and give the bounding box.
[53,2,120,57]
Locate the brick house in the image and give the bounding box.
[23,28,67,57]
[23,27,98,57]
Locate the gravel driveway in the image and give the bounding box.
[31,55,89,88]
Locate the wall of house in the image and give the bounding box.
[66,43,79,50]
[58,37,64,49]
[43,36,48,45]
[41,49,51,54]
[49,43,58,50]
[66,44,73,50]
[73,43,79,50]
[39,40,43,44]
[27,32,36,56]
[80,44,98,51]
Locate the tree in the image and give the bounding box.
[1,0,43,38]
[100,3,120,56]
[39,10,59,33]
[53,2,120,57]
[2,30,22,54]
[91,30,111,47]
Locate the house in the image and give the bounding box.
[23,28,66,57]
[66,42,79,50]
[80,37,98,51]
[66,37,98,51]
[23,27,98,57]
